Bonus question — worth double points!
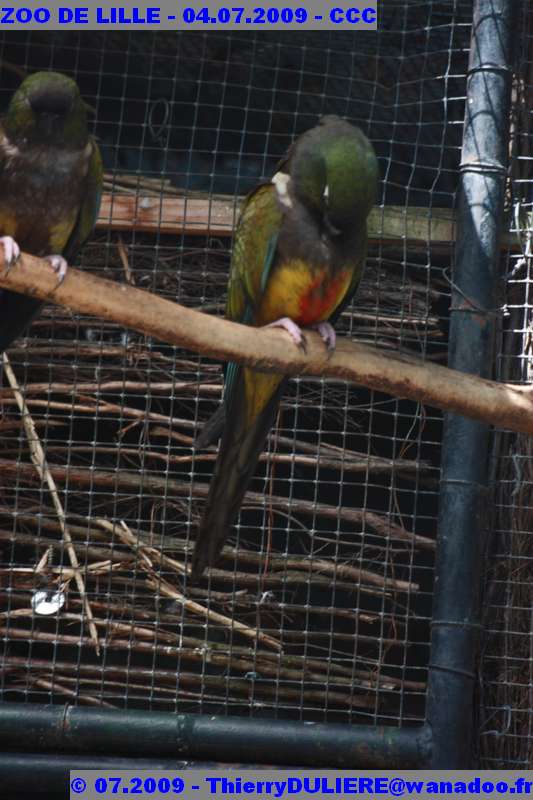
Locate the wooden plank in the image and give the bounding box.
[368,205,455,247]
[96,192,457,245]
[97,193,239,237]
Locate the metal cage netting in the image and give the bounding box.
[0,9,472,730]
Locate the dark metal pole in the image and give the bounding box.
[426,0,515,769]
[0,753,216,798]
[0,703,430,769]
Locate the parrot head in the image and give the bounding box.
[3,71,89,148]
[286,115,379,235]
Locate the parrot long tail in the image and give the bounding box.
[191,367,287,579]
[194,403,226,449]
[0,292,44,354]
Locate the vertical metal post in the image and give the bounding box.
[426,0,515,768]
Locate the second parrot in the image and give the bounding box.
[0,71,102,353]
[192,115,379,578]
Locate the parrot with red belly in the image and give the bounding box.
[191,115,379,578]
[0,71,102,353]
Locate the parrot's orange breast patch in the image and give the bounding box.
[296,269,351,325]
[257,260,352,327]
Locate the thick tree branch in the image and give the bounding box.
[0,252,532,436]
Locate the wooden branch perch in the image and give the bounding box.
[0,252,532,436]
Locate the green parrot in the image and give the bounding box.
[191,115,379,578]
[0,71,102,353]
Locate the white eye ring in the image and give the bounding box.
[272,171,293,208]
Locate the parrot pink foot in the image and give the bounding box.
[264,317,306,350]
[313,321,336,351]
[45,254,68,285]
[0,236,21,270]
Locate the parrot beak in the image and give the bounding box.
[324,214,342,237]
[42,114,59,136]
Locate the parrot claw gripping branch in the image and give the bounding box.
[0,0,526,778]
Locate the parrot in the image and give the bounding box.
[0,71,102,353]
[191,115,379,578]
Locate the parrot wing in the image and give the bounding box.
[327,229,368,327]
[195,182,282,449]
[63,138,103,263]
[191,184,287,576]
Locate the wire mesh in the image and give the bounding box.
[0,9,471,730]
[479,1,533,769]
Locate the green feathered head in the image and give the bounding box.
[3,71,89,149]
[289,115,379,234]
